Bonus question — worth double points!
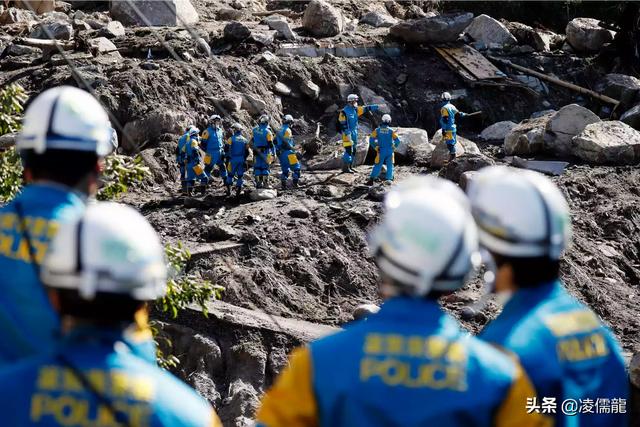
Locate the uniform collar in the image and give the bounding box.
[373,296,460,333]
[60,325,129,347]
[23,182,87,204]
[502,280,563,312]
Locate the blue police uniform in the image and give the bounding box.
[481,280,628,427]
[184,136,207,189]
[339,104,378,167]
[225,132,249,189]
[276,124,300,184]
[176,133,189,190]
[0,326,222,427]
[0,183,85,366]
[439,102,465,155]
[201,126,227,182]
[369,125,400,181]
[257,297,550,427]
[252,124,275,177]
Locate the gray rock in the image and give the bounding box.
[595,73,640,103]
[480,121,517,142]
[430,129,481,168]
[441,154,494,183]
[265,15,296,40]
[195,37,211,56]
[317,185,342,198]
[504,112,554,156]
[302,0,344,38]
[122,109,188,152]
[140,60,159,70]
[0,7,35,24]
[394,127,434,163]
[464,14,516,47]
[515,75,548,94]
[506,21,564,51]
[390,12,473,44]
[72,19,91,32]
[30,19,73,40]
[288,207,311,218]
[208,223,237,241]
[85,17,107,30]
[249,188,277,201]
[353,304,380,320]
[565,17,614,52]
[241,94,267,115]
[217,95,243,112]
[111,0,199,27]
[224,21,251,41]
[358,85,390,114]
[571,121,640,165]
[360,9,397,28]
[620,104,640,130]
[531,109,556,119]
[300,80,320,99]
[250,30,277,46]
[274,82,291,96]
[97,20,125,38]
[89,37,121,58]
[216,7,245,21]
[458,170,478,191]
[367,185,387,201]
[545,104,600,157]
[310,123,371,170]
[5,43,41,56]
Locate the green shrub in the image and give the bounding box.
[0,84,27,204]
[97,154,151,201]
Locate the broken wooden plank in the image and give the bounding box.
[489,56,620,106]
[434,46,477,81]
[436,44,506,80]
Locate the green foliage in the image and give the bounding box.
[153,243,223,369]
[97,154,151,201]
[0,147,23,204]
[0,84,27,204]
[0,83,27,135]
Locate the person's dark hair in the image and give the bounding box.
[53,289,144,324]
[492,254,560,288]
[382,274,454,300]
[21,149,98,188]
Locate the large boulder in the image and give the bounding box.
[441,154,494,183]
[224,21,251,41]
[264,15,296,40]
[464,14,516,47]
[620,104,640,130]
[308,123,371,170]
[595,73,640,103]
[506,21,564,52]
[29,18,73,40]
[390,12,473,44]
[394,127,434,164]
[430,129,480,168]
[565,17,613,52]
[504,112,554,156]
[360,6,397,28]
[358,86,390,114]
[570,121,640,165]
[300,80,320,99]
[544,104,600,157]
[302,0,344,38]
[122,109,189,152]
[480,121,517,142]
[110,0,199,27]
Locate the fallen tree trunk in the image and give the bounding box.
[489,56,620,106]
[14,37,74,50]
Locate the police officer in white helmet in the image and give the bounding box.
[0,86,114,366]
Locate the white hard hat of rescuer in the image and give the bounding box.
[441,92,452,101]
[347,94,359,102]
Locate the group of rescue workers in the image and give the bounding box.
[175,91,464,197]
[0,84,630,427]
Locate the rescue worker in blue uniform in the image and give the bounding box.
[225,123,250,198]
[176,126,194,194]
[276,114,301,190]
[339,93,379,173]
[183,127,208,195]
[252,114,276,189]
[366,113,401,185]
[0,86,114,367]
[257,177,550,427]
[439,91,467,162]
[202,114,228,186]
[468,166,628,427]
[0,202,222,427]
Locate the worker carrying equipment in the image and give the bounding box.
[0,203,222,427]
[183,127,208,195]
[276,114,301,190]
[256,176,549,427]
[439,91,467,162]
[339,94,379,173]
[252,114,276,189]
[0,86,112,367]
[225,123,250,198]
[468,166,629,427]
[202,114,228,185]
[367,113,400,185]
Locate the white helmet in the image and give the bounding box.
[283,114,294,123]
[209,114,221,122]
[368,176,481,296]
[40,203,167,301]
[258,114,269,124]
[17,86,113,157]
[347,94,359,102]
[441,92,452,101]
[189,127,200,136]
[381,114,392,124]
[232,123,243,131]
[466,166,571,260]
